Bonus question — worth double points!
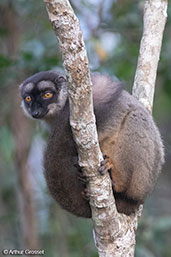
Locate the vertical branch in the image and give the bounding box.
[133,0,168,111]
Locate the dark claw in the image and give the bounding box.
[98,155,112,175]
[103,155,109,160]
[98,165,108,175]
[75,163,89,184]
[101,160,105,166]
[98,160,108,175]
[81,188,90,201]
[77,172,89,185]
[74,163,82,173]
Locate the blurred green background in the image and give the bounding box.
[0,0,171,256]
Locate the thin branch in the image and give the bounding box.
[133,0,168,111]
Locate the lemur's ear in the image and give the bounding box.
[54,74,66,87]
[19,83,23,95]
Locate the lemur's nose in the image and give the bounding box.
[32,110,41,118]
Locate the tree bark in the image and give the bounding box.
[43,0,167,256]
[133,0,168,111]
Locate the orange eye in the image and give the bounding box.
[25,96,31,102]
[44,92,53,99]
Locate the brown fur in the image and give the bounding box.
[20,71,165,217]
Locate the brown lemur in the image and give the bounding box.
[19,70,164,218]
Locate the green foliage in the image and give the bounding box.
[136,216,171,257]
[0,54,13,68]
[0,126,14,162]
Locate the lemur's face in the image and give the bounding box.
[20,71,67,120]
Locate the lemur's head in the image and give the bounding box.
[20,71,67,120]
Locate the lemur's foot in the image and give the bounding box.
[98,155,113,175]
[77,172,89,185]
[74,163,90,201]
[74,163,82,173]
[74,163,89,185]
[81,188,90,201]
